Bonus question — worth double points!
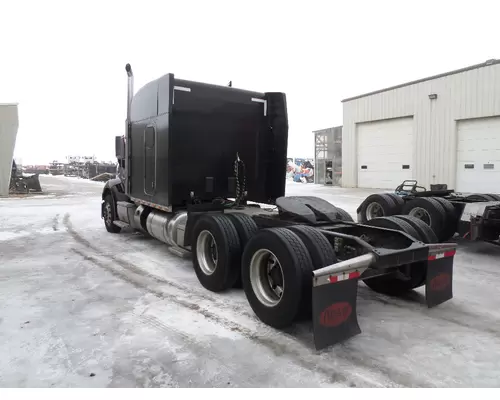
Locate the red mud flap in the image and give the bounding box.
[425,244,457,308]
[312,254,374,350]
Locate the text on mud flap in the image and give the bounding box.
[320,302,353,327]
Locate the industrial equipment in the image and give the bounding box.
[9,160,42,194]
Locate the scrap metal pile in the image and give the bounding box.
[9,160,42,194]
[62,159,117,181]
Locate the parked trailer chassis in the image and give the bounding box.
[357,180,500,244]
[102,182,456,350]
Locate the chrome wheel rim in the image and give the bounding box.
[366,202,384,220]
[197,230,218,275]
[409,207,432,226]
[249,249,284,307]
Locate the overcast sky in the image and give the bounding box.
[1,0,498,164]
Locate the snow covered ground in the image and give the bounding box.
[1,175,500,387]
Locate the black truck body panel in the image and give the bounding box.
[127,73,288,210]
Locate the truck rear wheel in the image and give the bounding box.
[358,194,399,223]
[392,215,438,243]
[432,197,458,241]
[103,194,121,233]
[363,217,428,295]
[287,225,337,269]
[365,216,420,241]
[241,228,314,328]
[401,197,447,241]
[192,214,241,292]
[227,213,259,288]
[287,225,337,318]
[336,207,354,222]
[385,193,405,209]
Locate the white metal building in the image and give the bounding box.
[341,59,500,193]
[0,104,19,196]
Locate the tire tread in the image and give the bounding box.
[192,214,241,292]
[226,213,259,288]
[401,197,447,241]
[359,193,400,222]
[241,227,314,328]
[385,193,405,209]
[336,207,354,222]
[392,215,438,243]
[366,216,420,241]
[432,197,458,241]
[287,225,336,268]
[104,194,121,234]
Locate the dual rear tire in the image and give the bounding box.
[192,210,434,326]
[358,193,458,242]
[401,197,457,242]
[362,215,437,295]
[191,213,338,329]
[358,193,404,222]
[191,214,242,292]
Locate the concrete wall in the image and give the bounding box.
[341,62,500,189]
[0,104,19,196]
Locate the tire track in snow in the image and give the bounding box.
[63,213,386,387]
[62,213,256,320]
[70,246,362,386]
[63,212,435,387]
[53,214,60,231]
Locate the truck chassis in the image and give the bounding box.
[102,182,456,350]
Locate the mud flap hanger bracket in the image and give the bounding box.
[310,242,457,351]
[311,253,375,351]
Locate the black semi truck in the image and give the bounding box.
[101,65,457,350]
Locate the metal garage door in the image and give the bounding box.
[456,116,500,193]
[357,117,413,189]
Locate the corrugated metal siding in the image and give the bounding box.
[0,105,19,196]
[342,63,500,189]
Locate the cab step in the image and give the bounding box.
[113,220,130,229]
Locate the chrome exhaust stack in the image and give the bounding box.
[123,63,134,194]
[125,63,134,121]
